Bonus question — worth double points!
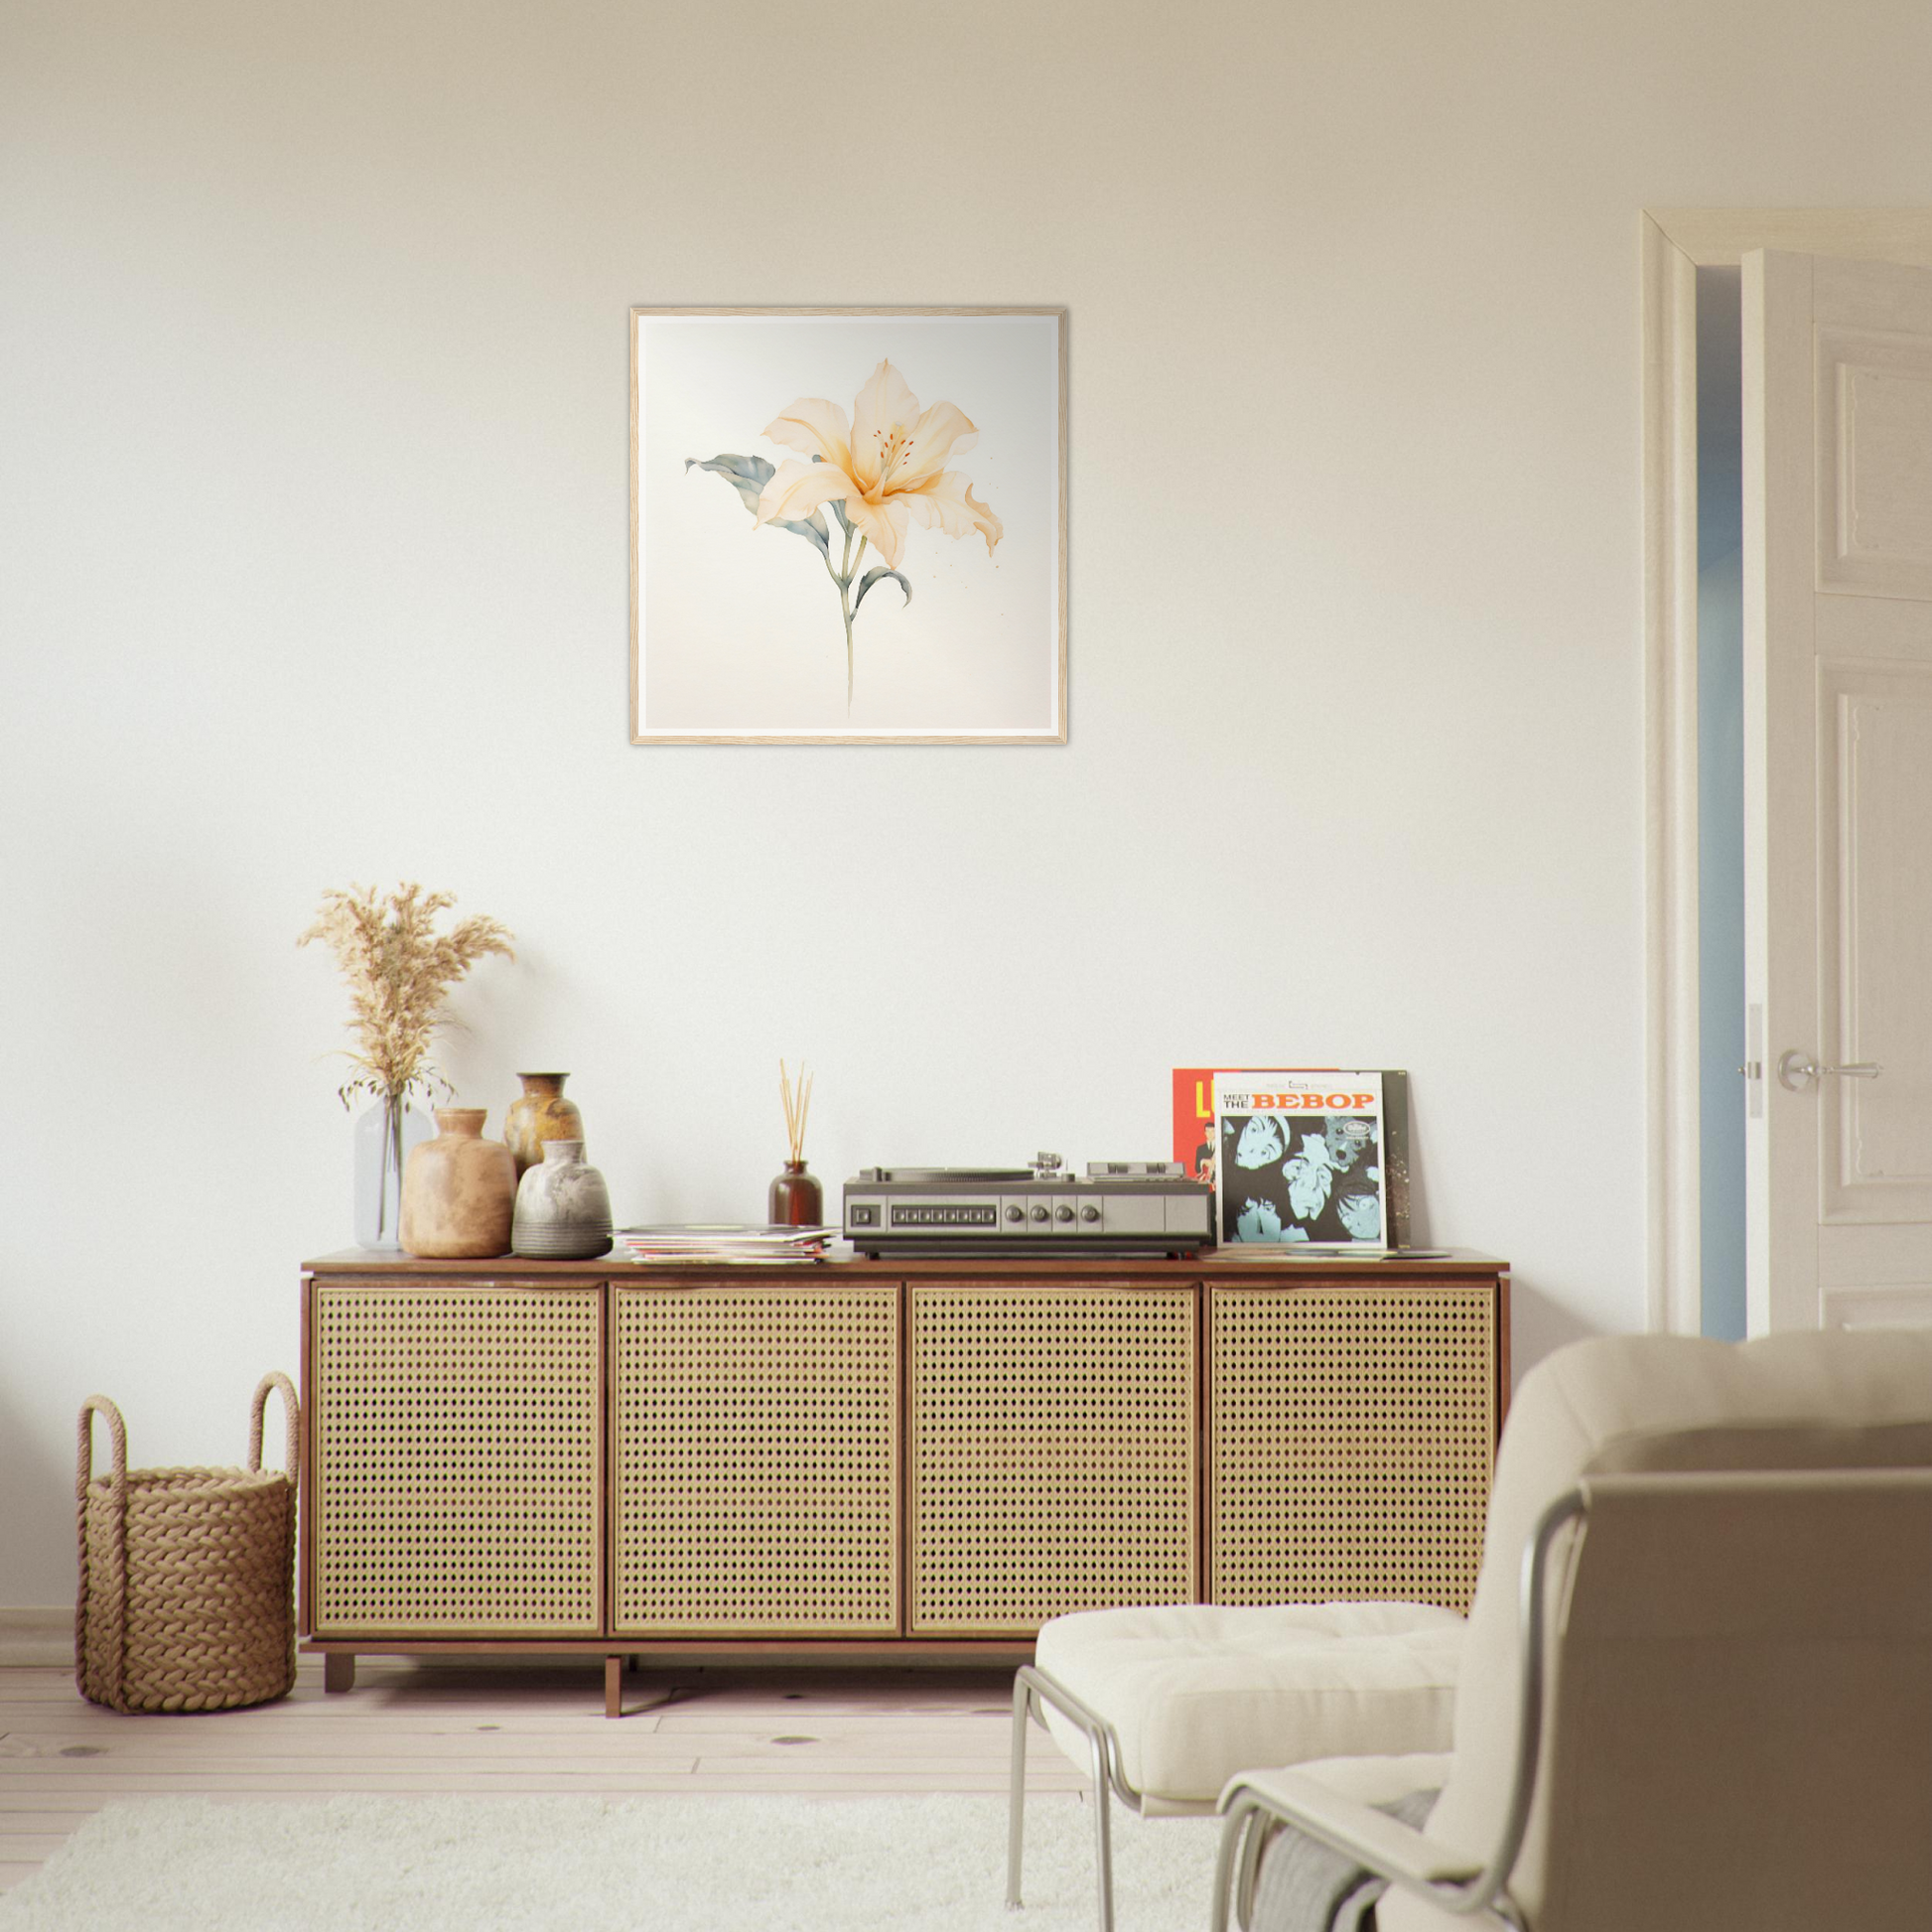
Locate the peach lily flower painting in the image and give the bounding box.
[631,309,1065,744]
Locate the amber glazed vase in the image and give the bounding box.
[503,1072,586,1177]
[400,1109,515,1258]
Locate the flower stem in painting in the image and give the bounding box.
[837,526,856,707]
[827,531,874,709]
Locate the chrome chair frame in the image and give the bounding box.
[1208,1489,1587,1932]
[1007,1662,1171,1932]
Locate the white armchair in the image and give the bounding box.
[1212,1328,1932,1932]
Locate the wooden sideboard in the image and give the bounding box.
[299,1250,1509,1714]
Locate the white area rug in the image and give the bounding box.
[0,1792,1222,1931]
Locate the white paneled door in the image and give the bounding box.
[1745,250,1932,1331]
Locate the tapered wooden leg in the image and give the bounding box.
[605,1654,621,1719]
[323,1652,355,1695]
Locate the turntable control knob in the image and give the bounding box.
[1055,1204,1075,1223]
[1005,1204,1025,1223]
[1080,1205,1101,1223]
[1030,1205,1050,1223]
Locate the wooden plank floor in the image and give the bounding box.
[0,1657,1084,1892]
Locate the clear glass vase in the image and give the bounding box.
[352,1095,432,1250]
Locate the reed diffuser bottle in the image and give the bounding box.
[768,1058,823,1226]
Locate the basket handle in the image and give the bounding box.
[248,1371,301,1481]
[76,1395,127,1504]
[74,1395,131,1707]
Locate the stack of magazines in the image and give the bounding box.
[613,1224,838,1265]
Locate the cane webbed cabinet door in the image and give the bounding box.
[611,1281,900,1635]
[907,1281,1198,1634]
[1208,1282,1495,1612]
[310,1281,604,1636]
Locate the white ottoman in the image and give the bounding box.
[1007,1601,1465,1931]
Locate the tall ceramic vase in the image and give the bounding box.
[400,1109,515,1259]
[352,1095,433,1250]
[503,1073,586,1178]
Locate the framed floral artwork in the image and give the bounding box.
[630,306,1066,744]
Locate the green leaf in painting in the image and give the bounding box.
[853,566,911,616]
[685,453,775,513]
[780,509,831,557]
[688,454,828,556]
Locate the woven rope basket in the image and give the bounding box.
[75,1373,300,1714]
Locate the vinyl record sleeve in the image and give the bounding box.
[1173,1067,1411,1248]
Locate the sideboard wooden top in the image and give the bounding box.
[305,1247,1507,1281]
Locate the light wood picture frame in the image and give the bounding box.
[630,306,1067,745]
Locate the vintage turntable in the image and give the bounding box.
[843,1154,1212,1257]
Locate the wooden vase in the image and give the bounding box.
[400,1109,515,1258]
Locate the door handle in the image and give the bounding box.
[1776,1050,1882,1091]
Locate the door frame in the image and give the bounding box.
[1641,209,1932,1334]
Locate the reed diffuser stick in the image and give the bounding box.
[779,1058,813,1164]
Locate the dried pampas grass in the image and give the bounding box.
[299,883,515,1107]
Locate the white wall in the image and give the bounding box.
[4,0,1927,1604]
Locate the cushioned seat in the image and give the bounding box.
[1034,1601,1465,1813]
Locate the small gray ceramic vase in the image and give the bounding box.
[511,1140,614,1260]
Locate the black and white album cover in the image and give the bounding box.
[1214,1071,1388,1247]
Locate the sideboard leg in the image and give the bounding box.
[605,1654,622,1719]
[323,1652,355,1695]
